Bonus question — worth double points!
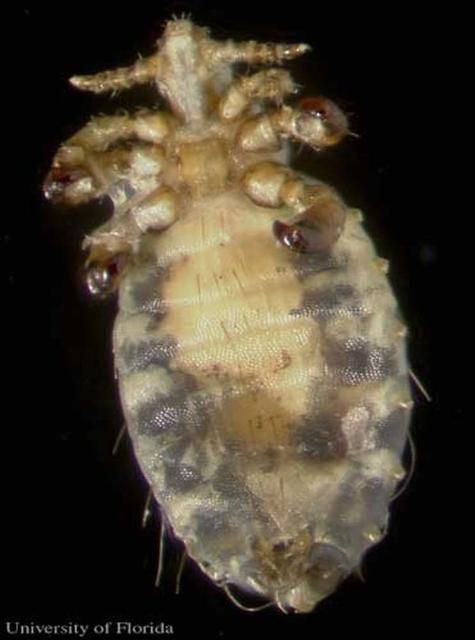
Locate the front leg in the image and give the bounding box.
[242,161,347,253]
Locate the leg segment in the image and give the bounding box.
[219,69,297,120]
[43,112,180,295]
[84,184,180,296]
[205,38,310,65]
[242,162,347,253]
[43,112,173,205]
[67,111,172,149]
[84,183,180,254]
[70,57,157,94]
[238,98,349,152]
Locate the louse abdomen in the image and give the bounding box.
[113,187,412,611]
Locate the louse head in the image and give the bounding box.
[248,533,350,612]
[160,17,208,42]
[155,19,215,123]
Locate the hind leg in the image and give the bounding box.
[242,162,347,253]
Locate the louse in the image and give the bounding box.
[43,18,413,613]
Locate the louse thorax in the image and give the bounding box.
[44,18,413,613]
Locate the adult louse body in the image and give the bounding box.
[44,19,412,612]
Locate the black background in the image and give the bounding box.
[4,2,473,639]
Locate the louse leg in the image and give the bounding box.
[205,36,310,65]
[83,183,180,297]
[242,161,347,252]
[71,25,309,95]
[64,112,171,149]
[69,24,308,123]
[84,183,180,296]
[237,97,349,152]
[44,112,179,295]
[44,112,173,206]
[219,69,297,120]
[85,183,180,249]
[70,56,157,94]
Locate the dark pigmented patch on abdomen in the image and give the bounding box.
[290,284,366,320]
[164,462,203,493]
[136,373,209,441]
[324,337,396,385]
[126,265,170,317]
[291,252,347,282]
[118,335,177,374]
[293,411,347,461]
[137,395,209,438]
[212,464,249,502]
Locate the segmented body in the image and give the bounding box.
[114,189,410,611]
[44,19,412,612]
